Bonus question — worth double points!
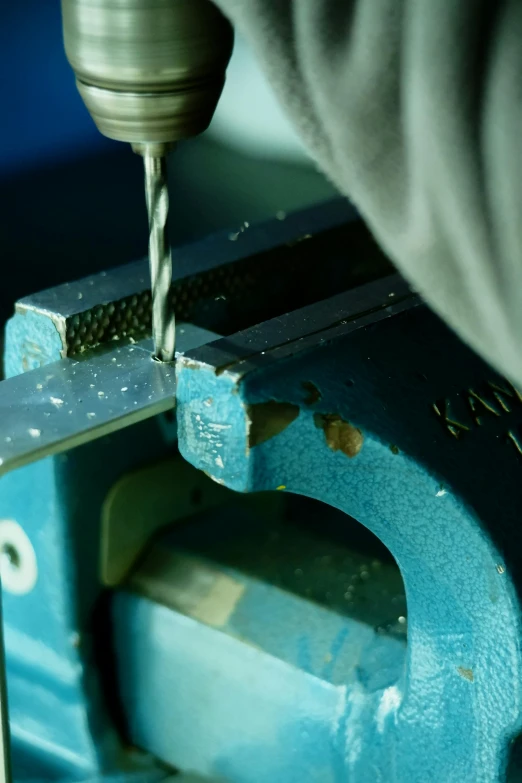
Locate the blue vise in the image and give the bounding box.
[1,200,521,783]
[172,276,522,782]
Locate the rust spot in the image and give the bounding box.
[248,401,300,447]
[180,359,205,371]
[302,381,321,406]
[457,666,474,682]
[314,414,364,458]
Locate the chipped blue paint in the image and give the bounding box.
[176,304,522,782]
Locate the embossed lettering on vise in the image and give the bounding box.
[433,380,522,456]
[432,399,470,439]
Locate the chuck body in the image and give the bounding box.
[61,0,234,145]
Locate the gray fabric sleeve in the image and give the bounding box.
[214,0,522,386]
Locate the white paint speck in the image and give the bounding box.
[215,455,224,468]
[28,428,41,438]
[97,391,105,398]
[376,685,401,733]
[36,384,43,391]
[121,387,128,392]
[86,412,96,420]
[436,488,447,497]
[398,616,406,625]
[77,292,83,300]
[49,397,64,407]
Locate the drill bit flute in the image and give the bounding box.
[143,147,176,362]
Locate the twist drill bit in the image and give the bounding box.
[143,147,176,362]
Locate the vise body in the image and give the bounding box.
[0,200,520,783]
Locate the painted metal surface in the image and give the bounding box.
[4,197,522,782]
[174,274,522,782]
[1,199,387,783]
[0,324,211,782]
[1,422,167,781]
[115,515,406,783]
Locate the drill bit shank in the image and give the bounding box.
[143,149,176,362]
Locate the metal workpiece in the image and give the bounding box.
[143,150,176,362]
[5,199,390,378]
[0,340,173,477]
[0,325,215,478]
[61,0,233,143]
[180,274,416,378]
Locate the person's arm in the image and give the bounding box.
[215,0,522,386]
